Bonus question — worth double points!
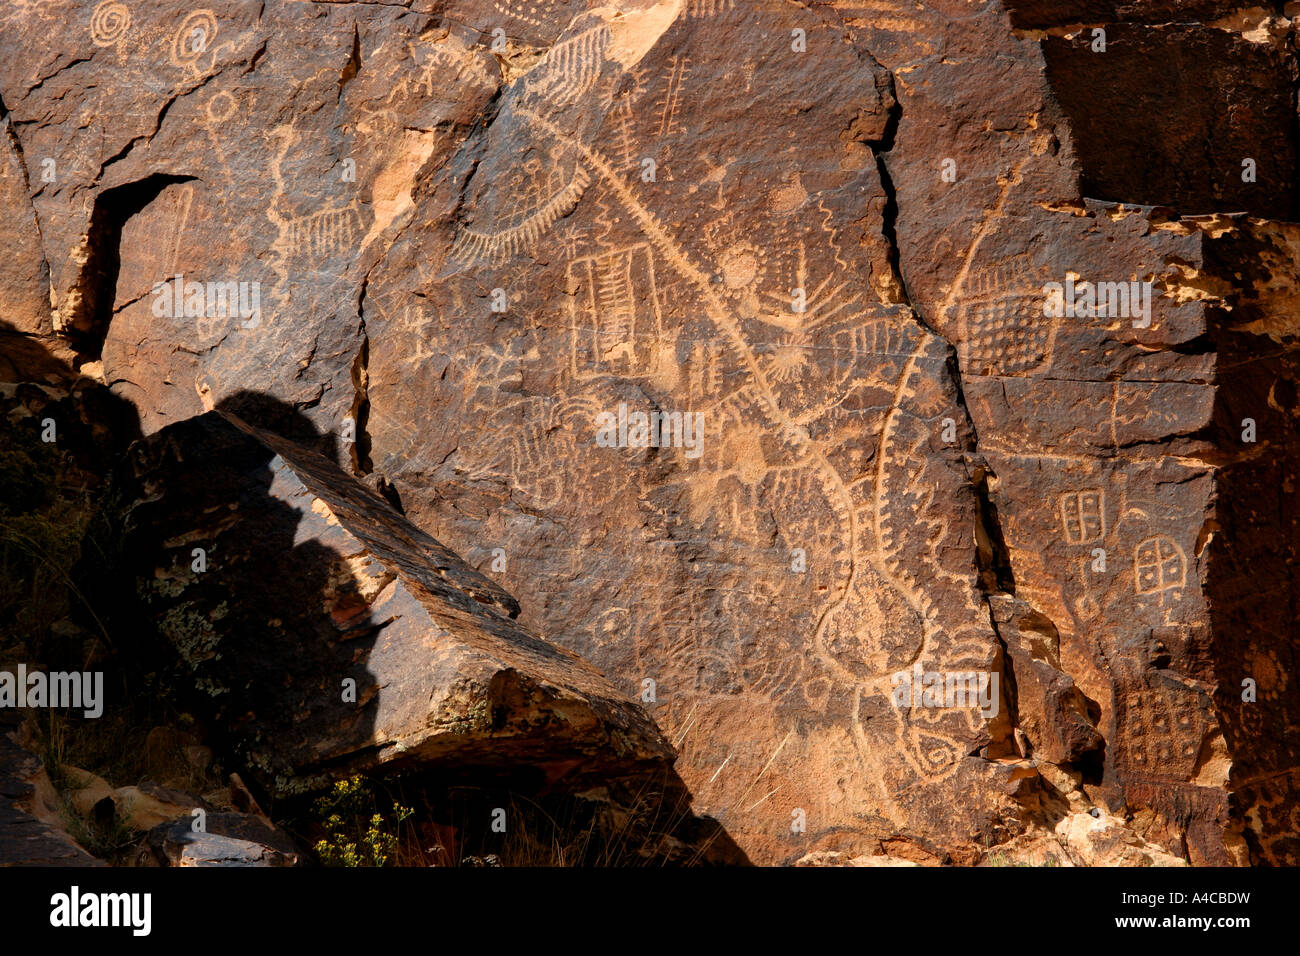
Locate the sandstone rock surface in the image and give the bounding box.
[0,0,1297,865]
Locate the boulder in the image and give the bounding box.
[62,766,114,820]
[87,407,679,799]
[109,784,210,832]
[139,813,300,868]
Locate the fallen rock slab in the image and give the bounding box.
[86,407,678,800]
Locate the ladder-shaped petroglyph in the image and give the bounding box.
[687,0,736,17]
[566,243,664,377]
[160,183,195,277]
[284,200,365,259]
[654,55,691,139]
[1060,488,1106,544]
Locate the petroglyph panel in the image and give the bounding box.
[362,0,1013,864]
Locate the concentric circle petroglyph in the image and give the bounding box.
[171,9,218,66]
[90,0,130,46]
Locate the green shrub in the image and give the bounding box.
[312,775,413,867]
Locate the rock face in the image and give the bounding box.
[1,0,1297,865]
[88,406,678,796]
[0,713,103,866]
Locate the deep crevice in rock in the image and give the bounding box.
[61,174,197,358]
[970,461,1017,595]
[350,277,374,477]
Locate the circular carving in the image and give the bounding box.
[205,90,237,123]
[172,10,218,66]
[90,1,130,47]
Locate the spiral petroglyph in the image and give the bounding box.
[170,8,217,66]
[89,0,130,46]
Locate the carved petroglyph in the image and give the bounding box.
[566,243,664,377]
[450,156,591,267]
[446,20,621,266]
[1134,534,1187,598]
[522,25,611,108]
[467,395,605,509]
[401,34,498,100]
[90,0,131,48]
[655,55,690,138]
[170,9,219,71]
[499,100,981,801]
[1121,683,1209,775]
[956,254,1057,375]
[285,201,365,259]
[405,6,1000,849]
[687,0,736,16]
[152,183,232,345]
[687,341,724,402]
[1,0,1261,867]
[757,243,854,333]
[941,158,1059,376]
[202,91,239,184]
[491,0,572,32]
[608,99,639,171]
[267,126,366,269]
[1060,489,1106,544]
[160,183,195,277]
